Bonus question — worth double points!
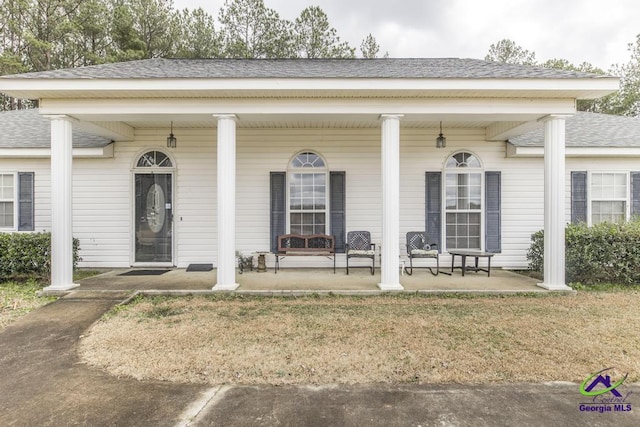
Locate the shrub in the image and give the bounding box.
[527,230,544,273]
[527,220,640,285]
[0,233,80,282]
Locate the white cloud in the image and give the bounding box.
[173,0,640,69]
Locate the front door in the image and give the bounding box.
[135,173,173,263]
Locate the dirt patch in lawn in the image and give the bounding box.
[79,292,640,385]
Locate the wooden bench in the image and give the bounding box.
[275,234,336,273]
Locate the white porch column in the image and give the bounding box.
[213,114,239,290]
[539,115,572,291]
[44,115,78,291]
[378,114,404,290]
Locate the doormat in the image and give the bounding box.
[118,269,170,276]
[186,263,213,272]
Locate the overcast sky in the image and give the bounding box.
[172,0,639,70]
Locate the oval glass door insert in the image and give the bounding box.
[146,183,165,233]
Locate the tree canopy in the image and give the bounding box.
[485,38,640,116]
[0,0,381,70]
[485,39,536,66]
[294,6,355,59]
[0,0,384,109]
[3,1,638,117]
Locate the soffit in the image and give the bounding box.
[117,117,535,130]
[0,76,619,100]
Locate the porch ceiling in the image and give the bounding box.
[68,112,551,142]
[119,116,539,130]
[40,96,575,141]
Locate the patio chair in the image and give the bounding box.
[405,231,441,276]
[346,231,376,275]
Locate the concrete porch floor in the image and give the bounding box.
[75,267,546,294]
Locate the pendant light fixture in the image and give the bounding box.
[167,121,177,148]
[436,121,446,148]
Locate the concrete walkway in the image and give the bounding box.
[2,288,638,426]
[0,292,208,426]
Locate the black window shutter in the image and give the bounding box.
[631,172,640,218]
[425,172,441,251]
[485,171,501,253]
[270,172,286,252]
[330,171,346,253]
[18,172,35,231]
[571,171,588,223]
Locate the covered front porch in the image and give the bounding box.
[0,59,619,295]
[43,111,573,293]
[74,267,544,294]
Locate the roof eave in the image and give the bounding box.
[0,77,620,100]
[0,144,114,158]
[506,144,640,158]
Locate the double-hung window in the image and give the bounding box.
[0,173,15,229]
[271,151,345,253]
[288,152,327,235]
[0,172,35,231]
[590,172,628,225]
[445,152,482,250]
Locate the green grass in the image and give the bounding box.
[0,269,102,329]
[570,282,640,291]
[0,280,50,303]
[73,269,103,281]
[513,270,640,291]
[0,280,56,330]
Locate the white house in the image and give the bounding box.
[0,58,623,292]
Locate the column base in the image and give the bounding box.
[212,283,239,291]
[377,283,404,291]
[537,282,573,291]
[43,283,80,292]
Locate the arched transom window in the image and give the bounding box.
[445,152,482,250]
[288,152,327,234]
[136,150,173,168]
[291,152,325,168]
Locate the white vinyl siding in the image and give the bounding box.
[0,128,537,269]
[11,126,640,270]
[401,128,539,269]
[0,129,217,268]
[237,129,381,268]
[131,129,216,268]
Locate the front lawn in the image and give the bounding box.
[79,292,640,385]
[0,281,56,330]
[0,270,101,331]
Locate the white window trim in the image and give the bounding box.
[0,171,18,231]
[442,151,484,252]
[131,148,177,171]
[586,171,631,226]
[286,151,329,235]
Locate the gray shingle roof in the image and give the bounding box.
[509,112,640,147]
[0,108,111,149]
[0,58,608,80]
